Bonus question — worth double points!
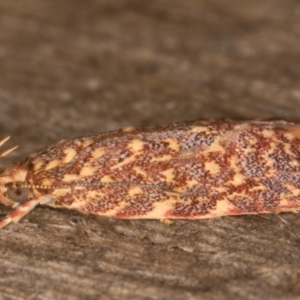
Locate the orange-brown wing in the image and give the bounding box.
[25,120,300,219]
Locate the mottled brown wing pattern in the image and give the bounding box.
[1,120,300,228]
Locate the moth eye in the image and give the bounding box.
[6,188,28,203]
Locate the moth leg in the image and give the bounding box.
[0,196,52,228]
[160,218,173,225]
[0,193,16,207]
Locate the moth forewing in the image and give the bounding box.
[1,120,300,228]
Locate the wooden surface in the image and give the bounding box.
[0,1,300,299]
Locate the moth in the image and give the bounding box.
[0,120,300,228]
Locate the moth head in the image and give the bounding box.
[0,137,28,207]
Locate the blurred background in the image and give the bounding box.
[1,0,300,160]
[0,1,300,299]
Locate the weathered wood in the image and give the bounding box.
[0,0,300,299]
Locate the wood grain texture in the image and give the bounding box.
[0,0,300,299]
